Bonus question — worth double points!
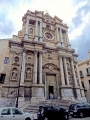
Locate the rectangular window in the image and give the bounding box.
[79,71,83,76]
[81,81,85,88]
[88,80,90,85]
[86,68,90,74]
[4,57,9,64]
[0,74,6,84]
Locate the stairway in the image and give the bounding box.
[20,99,76,119]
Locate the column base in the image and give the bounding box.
[35,36,38,41]
[24,34,28,40]
[60,87,74,101]
[31,84,45,103]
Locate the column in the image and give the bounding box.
[56,27,59,42]
[33,52,37,83]
[56,27,61,46]
[24,19,29,40]
[35,21,38,41]
[21,50,26,83]
[66,31,71,49]
[71,59,77,86]
[59,57,65,85]
[60,28,64,47]
[40,22,43,42]
[63,57,70,85]
[39,52,42,84]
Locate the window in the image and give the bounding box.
[86,68,90,74]
[4,57,9,64]
[81,81,85,88]
[46,25,51,29]
[0,74,6,84]
[29,20,35,25]
[45,33,52,39]
[12,108,23,115]
[14,56,19,62]
[88,80,90,85]
[1,108,11,115]
[79,71,83,77]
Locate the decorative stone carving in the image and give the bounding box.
[43,63,60,71]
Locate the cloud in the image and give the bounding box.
[69,0,90,59]
[0,0,90,60]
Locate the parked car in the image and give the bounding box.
[0,107,34,120]
[69,103,90,118]
[37,104,69,120]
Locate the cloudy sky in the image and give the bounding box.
[0,0,90,60]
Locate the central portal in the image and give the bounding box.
[46,74,57,99]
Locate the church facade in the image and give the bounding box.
[0,10,86,103]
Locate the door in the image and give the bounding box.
[0,108,12,120]
[12,108,24,120]
[46,74,57,99]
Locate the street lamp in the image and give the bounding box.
[16,78,20,108]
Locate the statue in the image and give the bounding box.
[26,68,31,79]
[12,68,18,79]
[29,28,33,34]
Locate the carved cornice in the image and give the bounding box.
[12,63,20,66]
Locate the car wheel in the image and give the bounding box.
[44,117,48,120]
[79,112,84,118]
[65,115,69,120]
[25,118,31,120]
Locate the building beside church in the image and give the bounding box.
[77,51,90,101]
[0,10,86,103]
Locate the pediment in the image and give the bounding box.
[35,10,44,18]
[43,63,60,71]
[43,13,55,24]
[54,16,63,23]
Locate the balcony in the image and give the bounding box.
[80,74,84,78]
[86,72,90,76]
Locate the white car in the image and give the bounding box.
[0,107,34,120]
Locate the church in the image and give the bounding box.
[0,10,86,103]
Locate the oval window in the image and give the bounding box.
[14,57,19,62]
[45,33,52,39]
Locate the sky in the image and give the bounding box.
[0,0,90,60]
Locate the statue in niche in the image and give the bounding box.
[26,68,31,79]
[29,28,33,34]
[12,68,18,79]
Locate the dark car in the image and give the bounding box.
[69,103,90,118]
[37,104,69,120]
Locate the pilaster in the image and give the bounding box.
[59,57,65,86]
[35,21,38,41]
[33,51,38,84]
[63,57,70,85]
[20,49,26,83]
[24,19,29,40]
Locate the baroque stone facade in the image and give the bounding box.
[0,10,86,103]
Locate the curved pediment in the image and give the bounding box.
[43,63,60,71]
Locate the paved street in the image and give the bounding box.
[70,116,90,120]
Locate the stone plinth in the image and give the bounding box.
[31,84,45,103]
